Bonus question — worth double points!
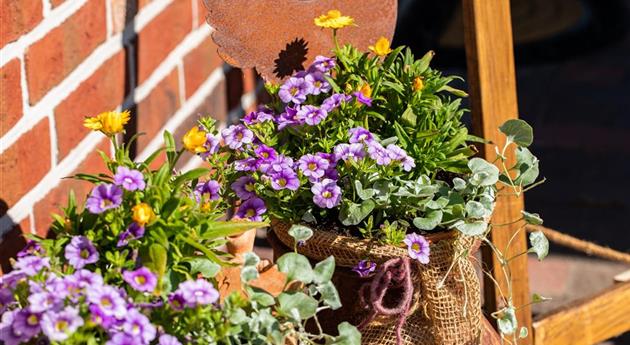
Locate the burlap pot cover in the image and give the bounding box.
[270,220,482,345]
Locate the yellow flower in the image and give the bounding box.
[314,10,355,29]
[368,37,393,56]
[360,83,372,98]
[83,111,131,136]
[132,203,155,226]
[182,126,208,153]
[413,77,424,92]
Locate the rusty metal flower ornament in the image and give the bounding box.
[202,0,397,82]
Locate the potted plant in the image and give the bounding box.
[192,9,549,345]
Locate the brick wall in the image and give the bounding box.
[0,0,260,271]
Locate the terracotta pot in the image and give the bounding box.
[226,228,257,263]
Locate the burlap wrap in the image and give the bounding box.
[271,220,481,345]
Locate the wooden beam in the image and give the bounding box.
[461,0,532,342]
[533,282,630,345]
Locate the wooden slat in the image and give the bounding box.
[461,0,532,342]
[533,282,630,345]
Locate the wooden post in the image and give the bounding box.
[462,0,533,343]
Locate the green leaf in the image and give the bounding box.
[354,180,374,200]
[288,224,313,243]
[248,287,276,307]
[185,257,220,278]
[401,107,417,127]
[532,293,551,304]
[276,253,313,284]
[277,292,318,320]
[415,50,434,75]
[522,210,543,225]
[468,158,499,186]
[452,177,466,191]
[528,231,549,261]
[313,256,335,284]
[499,119,533,147]
[172,168,210,188]
[317,280,342,310]
[200,220,267,240]
[339,200,375,226]
[331,322,362,345]
[241,266,259,283]
[497,307,518,335]
[514,147,540,186]
[454,220,487,236]
[145,244,167,290]
[465,201,489,218]
[413,210,443,230]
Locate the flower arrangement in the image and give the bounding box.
[0,114,359,345]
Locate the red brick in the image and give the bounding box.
[137,0,192,83]
[25,0,107,104]
[0,0,42,47]
[190,77,227,123]
[136,69,180,152]
[0,118,51,207]
[50,0,66,7]
[55,51,126,160]
[33,138,110,236]
[0,59,23,136]
[197,0,208,27]
[183,37,223,98]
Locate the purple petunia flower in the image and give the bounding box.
[72,269,103,289]
[13,308,42,341]
[40,306,84,342]
[17,240,44,258]
[352,260,377,277]
[90,304,115,328]
[348,127,375,144]
[123,267,157,293]
[0,288,14,314]
[231,176,256,200]
[386,144,416,171]
[278,77,313,104]
[308,55,336,73]
[114,166,146,191]
[367,141,392,166]
[201,133,220,157]
[401,156,416,171]
[305,72,331,95]
[234,157,258,172]
[64,236,98,269]
[334,143,365,162]
[121,309,156,344]
[258,155,293,174]
[254,144,277,163]
[117,222,146,247]
[353,91,373,106]
[311,179,342,209]
[236,197,267,221]
[176,279,219,307]
[243,107,275,125]
[28,290,62,313]
[221,124,254,150]
[321,93,351,112]
[167,292,186,311]
[0,270,26,289]
[0,310,23,345]
[269,168,300,191]
[159,334,183,345]
[298,154,330,179]
[296,105,327,126]
[194,180,221,202]
[403,233,430,264]
[86,183,123,214]
[87,285,127,319]
[14,255,49,276]
[276,106,303,130]
[106,332,140,345]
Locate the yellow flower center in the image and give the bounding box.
[322,191,332,198]
[290,86,299,96]
[412,243,420,252]
[135,275,147,285]
[27,315,39,326]
[246,209,256,217]
[277,178,287,187]
[308,163,317,171]
[55,320,69,331]
[101,297,112,307]
[80,249,90,259]
[245,183,255,192]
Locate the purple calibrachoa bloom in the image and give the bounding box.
[348,127,374,144]
[17,240,44,258]
[243,107,275,125]
[114,166,146,191]
[234,158,258,172]
[276,106,303,130]
[403,233,430,264]
[0,288,14,314]
[309,55,336,73]
[352,260,377,277]
[0,310,23,345]
[278,77,313,104]
[311,179,342,209]
[236,197,267,221]
[117,222,145,247]
[353,91,373,106]
[254,144,277,162]
[201,133,220,157]
[27,290,61,313]
[367,141,392,166]
[86,183,123,214]
[72,269,103,289]
[40,306,84,342]
[121,308,156,344]
[176,279,219,307]
[297,105,327,126]
[298,154,330,179]
[159,334,183,345]
[269,168,300,191]
[90,304,115,328]
[334,143,365,162]
[64,236,99,269]
[386,144,416,171]
[321,93,351,112]
[221,124,254,150]
[106,332,138,345]
[123,267,158,293]
[305,72,331,95]
[194,180,221,202]
[231,176,257,200]
[14,255,49,276]
[87,285,127,319]
[167,292,186,311]
[13,308,42,341]
[259,155,293,174]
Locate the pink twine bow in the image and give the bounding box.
[358,257,414,345]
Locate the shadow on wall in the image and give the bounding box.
[0,200,27,273]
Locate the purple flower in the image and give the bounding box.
[323,167,339,181]
[159,334,183,345]
[64,236,98,269]
[254,144,277,162]
[334,143,365,162]
[221,124,254,150]
[87,285,127,319]
[367,142,392,165]
[297,105,327,126]
[258,155,293,174]
[17,240,44,258]
[348,127,375,144]
[0,288,14,314]
[13,308,42,340]
[86,183,123,214]
[269,168,300,191]
[298,154,330,179]
[121,309,156,344]
[40,306,84,342]
[278,77,313,104]
[72,269,103,289]
[352,260,377,277]
[90,304,115,328]
[386,144,415,171]
[234,157,258,172]
[201,133,220,157]
[114,166,146,191]
[106,332,138,345]
[117,222,146,247]
[28,290,62,313]
[194,180,221,202]
[167,292,186,311]
[321,93,351,112]
[353,91,372,106]
[403,233,430,264]
[176,279,219,307]
[236,197,267,221]
[400,156,416,171]
[123,267,157,293]
[305,72,331,95]
[243,107,275,125]
[308,55,336,73]
[311,179,342,209]
[231,176,256,200]
[0,270,26,289]
[0,310,23,345]
[14,255,49,276]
